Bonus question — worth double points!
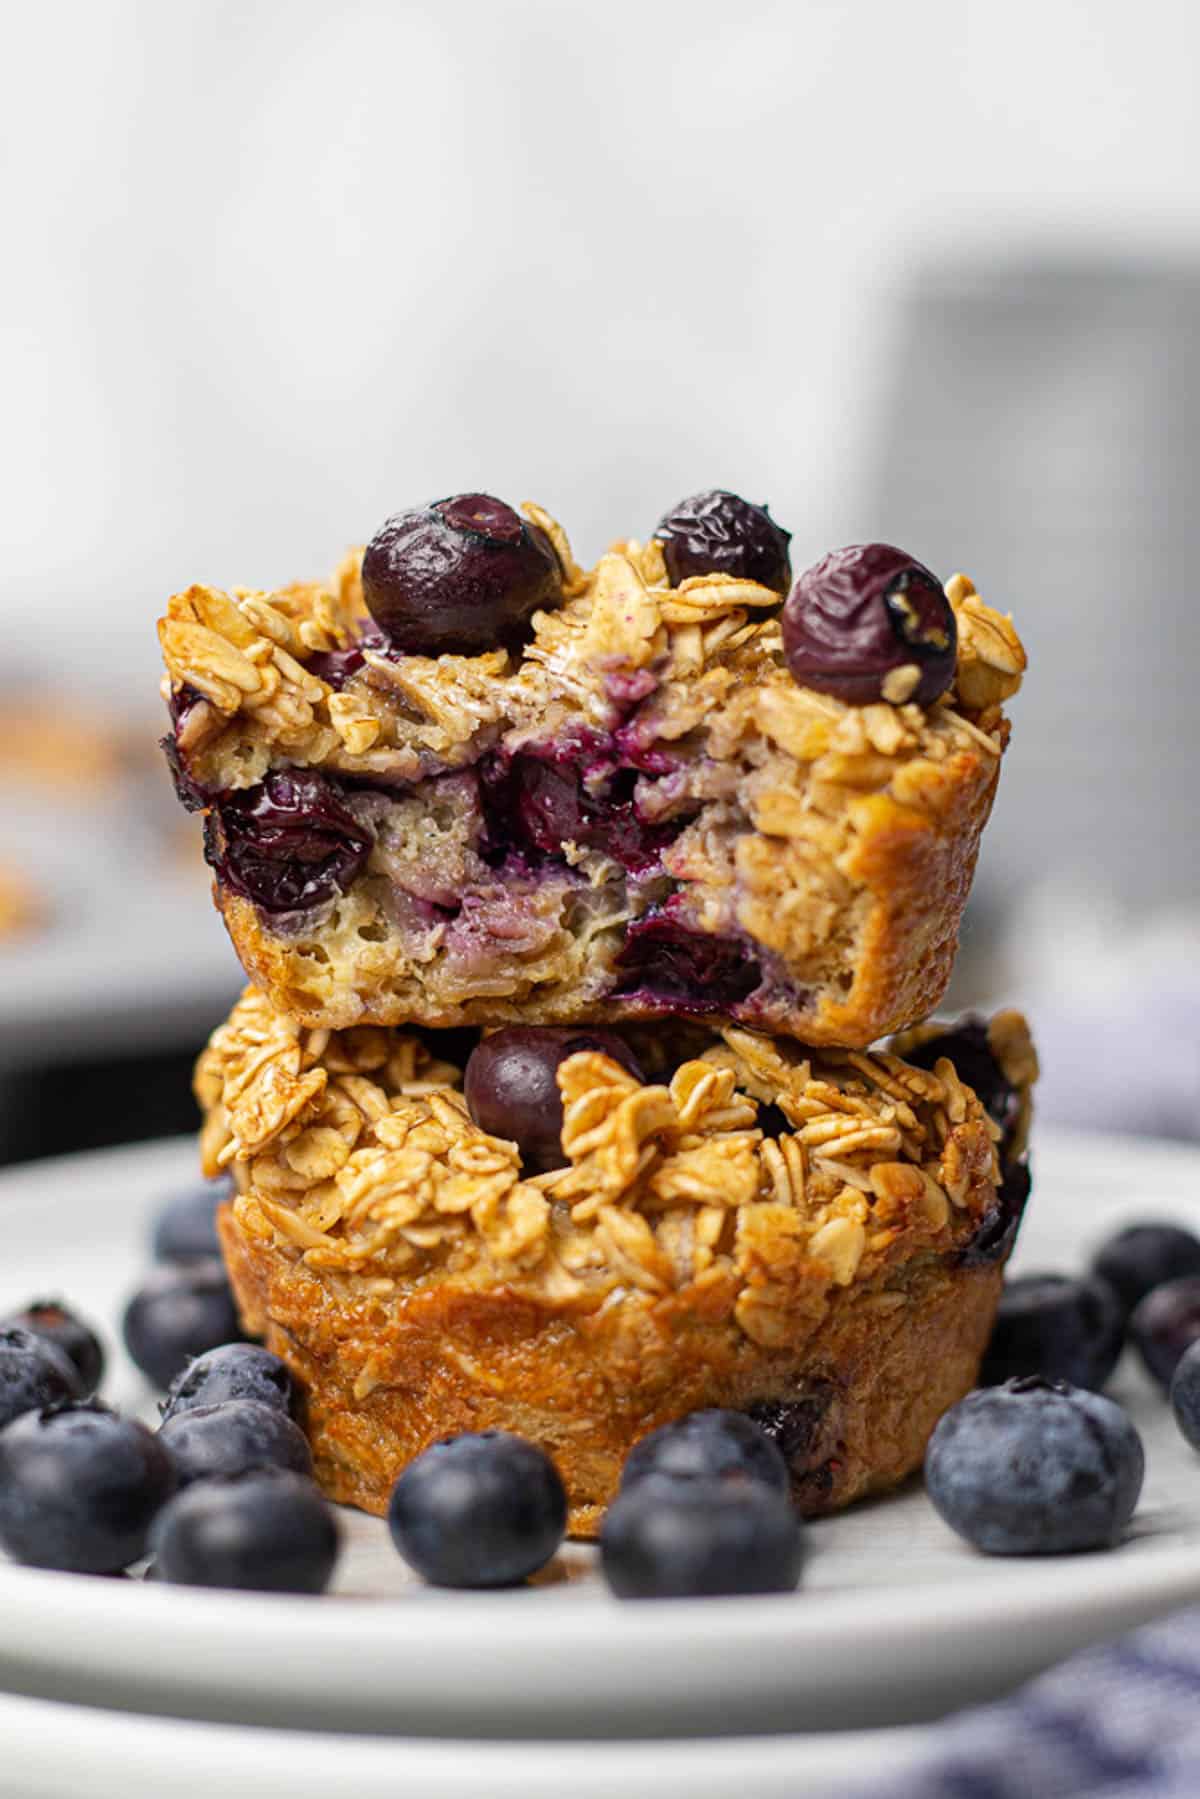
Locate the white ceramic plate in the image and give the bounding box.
[0,1129,1199,1740]
[0,1689,931,1799]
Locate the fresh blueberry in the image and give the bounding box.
[1130,1276,1200,1387]
[362,494,563,656]
[122,1259,244,1391]
[387,1431,566,1587]
[601,1474,805,1598]
[653,490,792,593]
[1171,1340,1200,1450]
[158,1399,313,1488]
[0,1401,176,1573]
[0,1315,91,1411]
[206,768,372,915]
[1092,1223,1200,1323]
[150,1470,339,1593]
[160,1344,298,1424]
[151,1178,230,1263]
[925,1377,1144,1555]
[464,1027,643,1172]
[620,1409,789,1496]
[979,1273,1125,1392]
[783,543,957,707]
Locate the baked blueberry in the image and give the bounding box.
[160,1343,298,1424]
[387,1430,566,1587]
[612,913,762,1013]
[601,1474,805,1598]
[122,1259,244,1391]
[0,1313,93,1409]
[206,769,371,915]
[620,1409,788,1495]
[782,543,957,707]
[979,1273,1124,1392]
[653,490,792,593]
[1170,1340,1200,1450]
[1129,1276,1200,1387]
[157,1398,313,1488]
[901,1018,1022,1162]
[362,495,563,656]
[151,1178,230,1262]
[0,1401,176,1573]
[925,1377,1144,1555]
[150,1470,339,1593]
[1092,1223,1200,1323]
[464,1027,643,1172]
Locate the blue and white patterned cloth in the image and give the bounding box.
[864,1607,1200,1798]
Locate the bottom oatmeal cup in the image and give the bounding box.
[195,991,1035,1537]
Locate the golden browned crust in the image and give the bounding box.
[221,1203,1003,1535]
[160,524,1025,1049]
[198,989,1034,1535]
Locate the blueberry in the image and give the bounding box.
[151,1178,230,1263]
[0,1324,83,1427]
[464,1027,643,1172]
[1171,1341,1200,1449]
[612,912,762,1013]
[621,1409,788,1496]
[979,1273,1124,1392]
[150,1470,339,1593]
[901,1017,1021,1162]
[362,495,563,656]
[653,490,792,593]
[1093,1223,1200,1323]
[956,1156,1033,1270]
[122,1259,244,1391]
[783,543,957,707]
[158,1399,313,1488]
[387,1431,566,1587]
[1,1304,100,1400]
[160,1344,298,1424]
[601,1475,805,1598]
[925,1377,1144,1555]
[206,769,371,915]
[479,735,680,874]
[1130,1276,1200,1387]
[0,1401,176,1573]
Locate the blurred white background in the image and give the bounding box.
[5,0,1198,686]
[2,0,1199,1150]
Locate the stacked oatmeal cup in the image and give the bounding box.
[159,490,1035,1539]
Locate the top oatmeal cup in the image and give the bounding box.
[159,492,1025,1045]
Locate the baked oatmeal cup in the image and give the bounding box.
[160,493,1025,1047]
[197,988,1036,1537]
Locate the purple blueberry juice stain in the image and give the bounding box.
[305,624,388,690]
[613,911,762,1013]
[205,768,372,913]
[161,734,210,813]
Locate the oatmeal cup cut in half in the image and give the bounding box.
[196,989,1036,1537]
[160,494,1026,1047]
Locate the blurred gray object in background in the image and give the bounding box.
[867,255,1200,913]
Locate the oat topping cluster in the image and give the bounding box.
[197,987,1026,1351]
